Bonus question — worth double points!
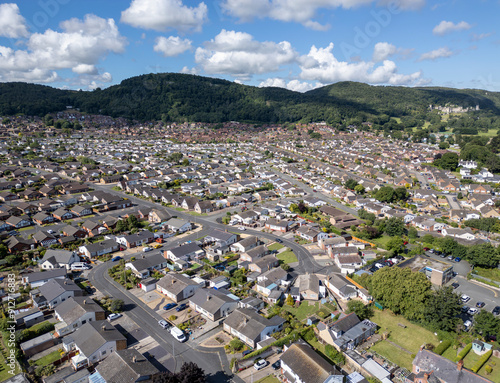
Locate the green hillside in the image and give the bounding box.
[0,73,499,123]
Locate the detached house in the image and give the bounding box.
[156,274,201,302]
[125,252,169,279]
[189,288,239,322]
[40,249,80,270]
[54,297,106,337]
[32,278,83,309]
[223,308,285,348]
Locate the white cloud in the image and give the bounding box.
[259,77,320,92]
[121,0,207,33]
[418,47,454,61]
[180,66,198,74]
[154,36,192,57]
[0,14,127,84]
[195,30,297,80]
[299,43,421,85]
[433,20,471,36]
[0,3,29,38]
[221,0,424,29]
[471,32,492,41]
[372,42,397,62]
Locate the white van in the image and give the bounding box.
[170,326,186,342]
[71,262,90,271]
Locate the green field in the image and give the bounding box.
[268,243,284,251]
[277,250,298,264]
[371,310,439,354]
[371,236,392,250]
[479,356,500,382]
[478,129,499,138]
[283,301,320,321]
[474,267,500,283]
[371,340,414,370]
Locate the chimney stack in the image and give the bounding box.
[132,356,137,363]
[83,299,87,304]
[457,359,463,371]
[101,324,106,331]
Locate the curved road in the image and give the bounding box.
[88,258,233,382]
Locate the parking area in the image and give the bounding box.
[237,353,281,383]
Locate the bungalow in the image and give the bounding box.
[6,215,32,228]
[223,308,285,348]
[116,230,154,248]
[65,321,127,370]
[6,236,33,253]
[195,200,214,214]
[189,288,239,322]
[32,231,58,247]
[230,235,260,253]
[22,268,67,288]
[163,218,193,233]
[125,252,169,279]
[165,242,204,262]
[61,225,87,238]
[148,209,171,224]
[79,239,119,258]
[205,229,238,246]
[54,296,106,337]
[248,255,280,273]
[52,208,75,221]
[264,218,291,232]
[39,249,79,270]
[32,212,57,225]
[156,274,201,303]
[280,341,342,383]
[232,210,259,225]
[296,225,321,242]
[32,278,83,309]
[71,205,93,217]
[441,227,476,241]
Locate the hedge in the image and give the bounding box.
[434,340,452,355]
[472,350,492,373]
[455,343,472,362]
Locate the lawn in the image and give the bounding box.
[371,310,439,354]
[370,341,414,370]
[283,301,320,321]
[277,250,298,264]
[268,243,284,251]
[0,332,21,381]
[371,236,392,250]
[255,376,280,383]
[31,350,61,367]
[463,350,482,370]
[474,267,500,283]
[441,346,458,362]
[478,129,499,138]
[479,356,500,382]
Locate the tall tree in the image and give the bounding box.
[423,287,461,332]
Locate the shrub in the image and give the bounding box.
[485,365,493,375]
[455,343,472,362]
[434,340,451,355]
[168,315,177,321]
[472,350,492,373]
[229,338,245,352]
[325,344,346,366]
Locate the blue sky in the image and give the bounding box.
[0,0,498,92]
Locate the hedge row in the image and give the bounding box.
[434,340,452,355]
[455,343,472,362]
[471,350,492,373]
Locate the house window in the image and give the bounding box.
[102,350,106,355]
[82,320,86,324]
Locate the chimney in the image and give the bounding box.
[207,295,211,301]
[457,359,463,371]
[132,356,137,363]
[101,324,106,331]
[83,299,87,304]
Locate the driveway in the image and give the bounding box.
[237,353,280,383]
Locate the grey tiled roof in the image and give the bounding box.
[71,321,126,357]
[96,349,159,383]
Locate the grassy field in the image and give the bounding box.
[31,350,61,367]
[479,356,500,382]
[370,341,414,370]
[478,129,499,138]
[474,267,500,283]
[441,346,458,361]
[283,301,320,321]
[255,376,280,383]
[371,310,439,353]
[277,250,298,264]
[371,236,392,250]
[268,243,284,251]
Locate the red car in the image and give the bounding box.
[403,241,408,245]
[423,247,430,251]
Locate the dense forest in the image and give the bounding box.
[1,73,500,123]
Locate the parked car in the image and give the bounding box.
[468,307,479,315]
[176,303,187,312]
[447,255,454,261]
[163,303,177,310]
[451,282,459,289]
[272,361,281,370]
[461,294,471,303]
[454,257,461,262]
[107,313,122,321]
[158,320,170,329]
[254,359,268,370]
[143,247,152,252]
[476,302,485,308]
[461,305,470,313]
[492,306,500,315]
[464,320,472,331]
[423,247,430,251]
[238,226,246,231]
[111,256,122,262]
[275,238,283,243]
[242,350,253,357]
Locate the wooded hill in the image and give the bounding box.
[1,73,499,123]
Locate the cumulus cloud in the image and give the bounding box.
[298,43,421,85]
[433,20,471,36]
[0,3,29,38]
[154,36,192,56]
[221,0,425,29]
[418,47,454,61]
[180,66,198,74]
[471,32,492,41]
[0,14,127,84]
[121,0,207,33]
[195,30,297,80]
[372,42,413,62]
[259,77,320,92]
